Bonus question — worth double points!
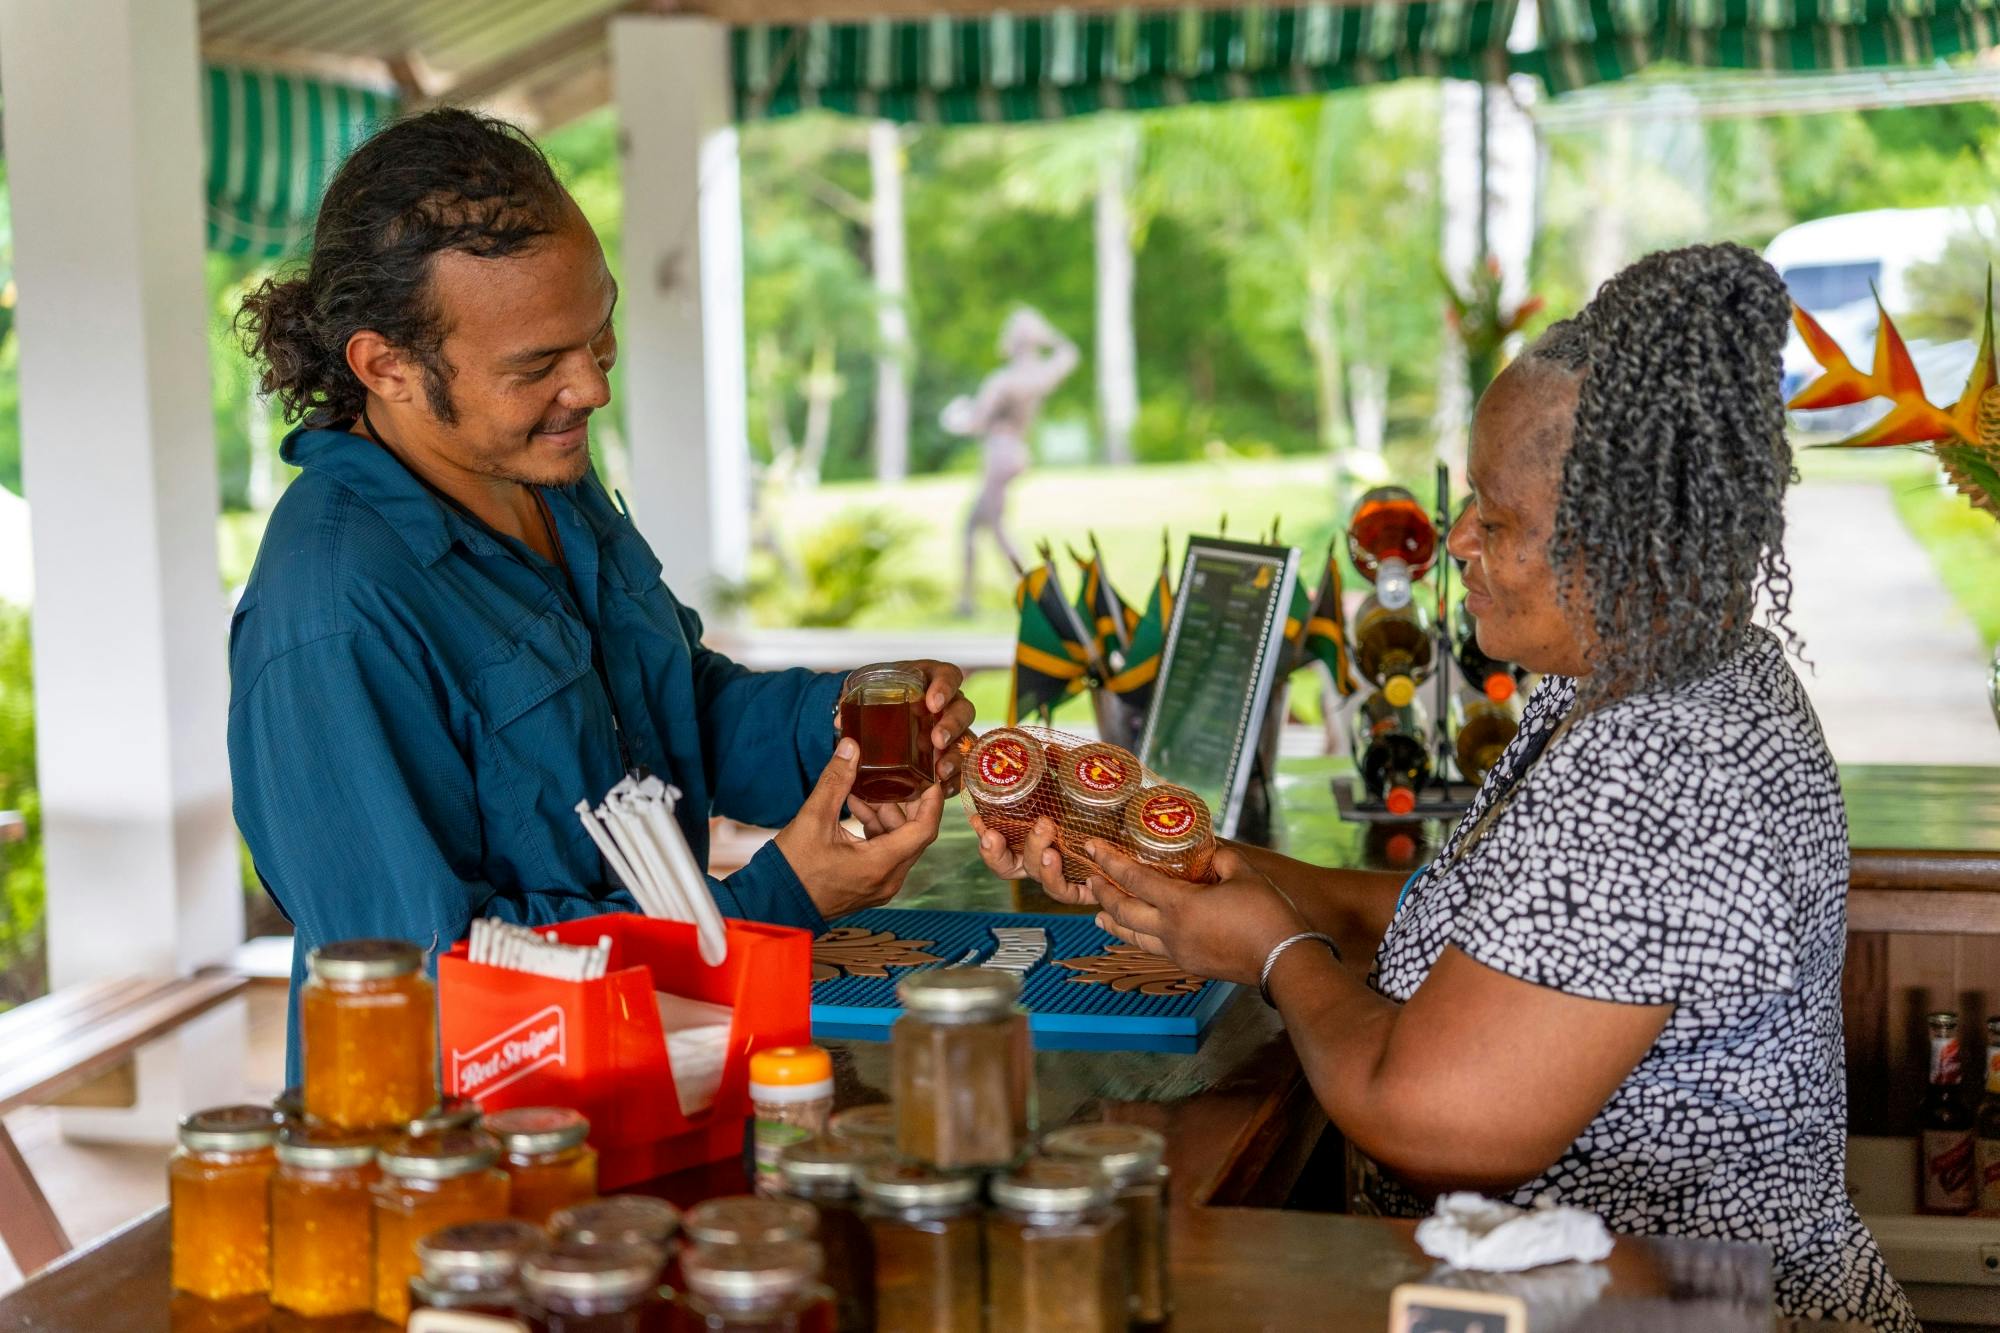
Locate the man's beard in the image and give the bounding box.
[484,412,595,488]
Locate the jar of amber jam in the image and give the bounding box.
[893,969,1034,1169]
[409,1218,546,1328]
[986,1159,1129,1333]
[826,1104,896,1153]
[839,664,938,803]
[410,1094,483,1136]
[672,1241,834,1333]
[521,1242,668,1333]
[857,1160,983,1333]
[684,1196,817,1249]
[169,1104,281,1300]
[1043,1123,1170,1325]
[268,1126,379,1316]
[372,1129,512,1323]
[487,1107,598,1224]
[777,1139,881,1332]
[303,938,438,1130]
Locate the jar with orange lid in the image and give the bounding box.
[745,1045,834,1196]
[487,1107,599,1224]
[372,1129,512,1323]
[268,1126,379,1316]
[302,938,438,1130]
[169,1105,281,1299]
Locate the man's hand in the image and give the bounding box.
[776,739,942,919]
[843,659,976,835]
[1084,842,1310,987]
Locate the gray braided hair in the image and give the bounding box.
[1520,242,1802,703]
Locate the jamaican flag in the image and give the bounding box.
[1008,560,1090,724]
[1072,536,1138,666]
[1104,539,1173,715]
[1294,539,1359,696]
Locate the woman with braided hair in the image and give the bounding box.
[977,243,1917,1330]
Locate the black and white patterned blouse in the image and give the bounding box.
[1369,627,1917,1333]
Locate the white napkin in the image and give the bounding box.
[654,991,733,1118]
[1414,1192,1614,1271]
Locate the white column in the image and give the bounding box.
[612,15,750,616]
[1095,125,1139,467]
[869,121,911,485]
[0,0,246,1139]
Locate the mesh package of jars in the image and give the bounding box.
[959,726,1218,886]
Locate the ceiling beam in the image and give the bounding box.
[196,35,401,91]
[681,0,1394,18]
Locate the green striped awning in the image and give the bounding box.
[1518,0,2000,92]
[732,3,1517,124]
[203,66,398,259]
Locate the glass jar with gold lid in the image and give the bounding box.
[857,1160,983,1333]
[487,1106,599,1225]
[776,1139,881,1332]
[684,1196,818,1249]
[1043,1123,1170,1325]
[409,1094,482,1136]
[409,1217,546,1323]
[550,1195,682,1263]
[826,1103,897,1153]
[372,1129,511,1323]
[169,1105,281,1300]
[892,969,1034,1168]
[673,1241,834,1332]
[521,1242,669,1332]
[269,1126,379,1316]
[985,1159,1129,1333]
[302,938,438,1130]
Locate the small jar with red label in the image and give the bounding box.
[1054,742,1142,880]
[962,729,1049,849]
[1122,785,1216,882]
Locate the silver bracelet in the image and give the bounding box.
[1258,931,1340,1007]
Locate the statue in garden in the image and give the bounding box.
[942,306,1079,616]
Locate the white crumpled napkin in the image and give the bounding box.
[1414,1192,1615,1272]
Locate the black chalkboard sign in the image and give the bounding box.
[1137,537,1298,838]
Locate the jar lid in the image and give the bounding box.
[271,1086,305,1123]
[1123,785,1209,858]
[417,1219,547,1283]
[856,1160,981,1209]
[748,1046,834,1101]
[843,663,925,697]
[178,1105,282,1154]
[990,1158,1112,1215]
[827,1103,897,1147]
[896,967,1019,1018]
[1041,1123,1166,1182]
[377,1129,501,1180]
[307,938,424,982]
[777,1137,879,1192]
[408,1096,482,1137]
[549,1195,681,1249]
[1057,742,1141,811]
[483,1106,590,1155]
[961,729,1048,809]
[275,1125,378,1170]
[683,1196,818,1247]
[520,1242,661,1303]
[681,1240,823,1303]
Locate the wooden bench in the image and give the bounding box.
[0,971,248,1276]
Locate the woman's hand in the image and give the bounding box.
[970,814,1093,906]
[1084,841,1312,987]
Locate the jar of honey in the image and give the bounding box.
[168,1105,281,1300]
[986,1159,1129,1332]
[372,1129,512,1323]
[1043,1123,1170,1325]
[684,1196,818,1249]
[550,1195,682,1263]
[487,1107,598,1224]
[1122,785,1216,882]
[521,1242,668,1333]
[839,665,938,803]
[893,969,1034,1169]
[857,1160,983,1333]
[776,1139,881,1331]
[962,729,1049,850]
[302,938,438,1130]
[672,1241,834,1333]
[1053,742,1141,880]
[826,1104,897,1153]
[410,1094,483,1136]
[409,1218,546,1326]
[268,1126,379,1316]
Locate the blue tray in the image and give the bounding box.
[810,908,1235,1054]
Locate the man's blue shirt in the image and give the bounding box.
[228,427,842,1076]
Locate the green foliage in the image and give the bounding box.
[1905,227,2000,345]
[725,507,939,629]
[0,604,44,1007]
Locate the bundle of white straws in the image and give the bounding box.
[575,775,729,966]
[469,919,613,981]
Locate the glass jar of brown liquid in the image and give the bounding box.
[839,665,937,802]
[409,1218,546,1329]
[893,969,1034,1168]
[487,1106,599,1224]
[684,1196,818,1248]
[776,1138,882,1331]
[168,1105,281,1300]
[672,1241,835,1332]
[986,1159,1129,1333]
[857,1160,983,1333]
[522,1242,669,1333]
[302,938,437,1131]
[373,1129,512,1323]
[1043,1123,1170,1325]
[269,1126,379,1316]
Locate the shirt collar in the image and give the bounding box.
[281,424,502,566]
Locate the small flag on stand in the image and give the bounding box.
[1008,556,1091,725]
[1104,533,1174,717]
[1072,534,1138,666]
[1294,539,1360,696]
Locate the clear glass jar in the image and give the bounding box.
[985,1160,1129,1332]
[487,1106,599,1224]
[302,938,438,1130]
[408,1218,547,1329]
[522,1242,669,1333]
[839,664,938,803]
[268,1126,379,1316]
[550,1195,682,1262]
[747,1046,834,1196]
[892,969,1034,1168]
[684,1196,818,1249]
[826,1104,896,1153]
[372,1129,512,1323]
[857,1160,984,1333]
[1043,1123,1170,1324]
[168,1105,281,1299]
[776,1139,881,1332]
[671,1241,835,1332]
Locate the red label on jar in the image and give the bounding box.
[1138,793,1197,840]
[1932,1036,1963,1085]
[977,737,1034,790]
[1924,1131,1976,1210]
[1073,753,1129,792]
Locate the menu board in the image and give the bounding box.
[1137,538,1298,838]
